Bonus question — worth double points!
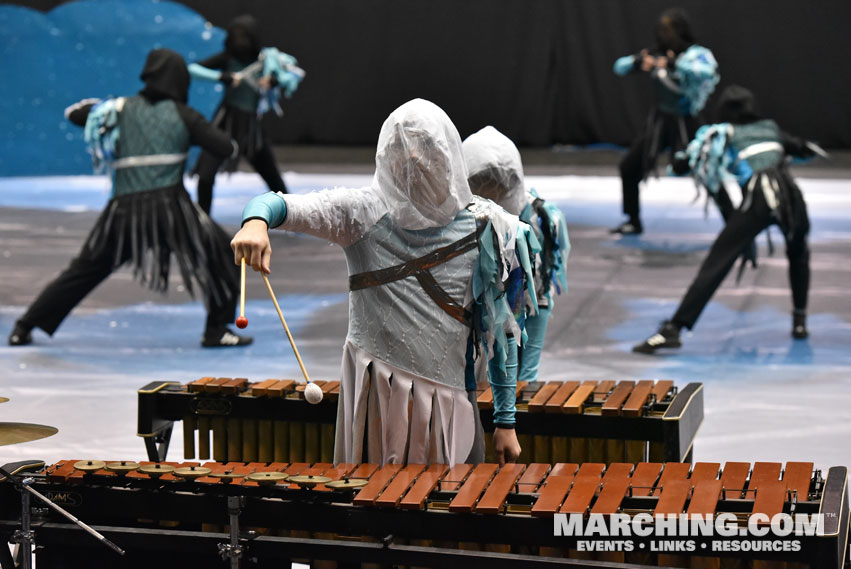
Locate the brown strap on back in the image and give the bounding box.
[348,230,480,327]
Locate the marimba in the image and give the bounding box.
[1,459,846,569]
[137,378,703,464]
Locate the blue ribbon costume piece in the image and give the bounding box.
[83,98,121,173]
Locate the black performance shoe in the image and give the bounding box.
[8,321,32,346]
[633,321,682,354]
[610,220,643,235]
[201,327,253,348]
[792,311,808,340]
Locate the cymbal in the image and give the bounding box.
[211,471,246,482]
[74,460,106,472]
[105,461,140,474]
[326,478,369,490]
[173,466,212,480]
[139,464,176,478]
[246,471,288,486]
[0,422,58,447]
[288,475,332,489]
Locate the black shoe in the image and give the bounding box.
[610,220,643,235]
[633,321,682,354]
[8,321,33,346]
[201,327,253,348]
[792,311,808,339]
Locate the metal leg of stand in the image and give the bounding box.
[11,482,33,569]
[218,496,245,569]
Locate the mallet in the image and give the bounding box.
[261,272,322,404]
[235,258,248,329]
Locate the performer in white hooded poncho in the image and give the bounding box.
[463,126,570,384]
[232,99,539,466]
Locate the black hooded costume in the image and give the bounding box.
[633,85,816,353]
[190,15,288,214]
[8,49,250,348]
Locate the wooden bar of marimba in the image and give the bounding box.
[138,378,703,465]
[2,459,846,569]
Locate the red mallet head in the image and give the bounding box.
[235,316,248,329]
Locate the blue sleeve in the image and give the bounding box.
[241,191,287,228]
[613,55,637,76]
[187,62,222,82]
[488,335,518,427]
[517,305,551,383]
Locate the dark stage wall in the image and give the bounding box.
[22,0,851,148]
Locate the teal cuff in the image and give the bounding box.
[242,191,287,228]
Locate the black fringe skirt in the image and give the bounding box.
[80,185,238,308]
[209,104,264,172]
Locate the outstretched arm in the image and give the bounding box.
[64,98,101,127]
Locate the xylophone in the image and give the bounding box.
[0,459,846,569]
[137,378,703,465]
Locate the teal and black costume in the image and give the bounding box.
[633,85,815,353]
[8,50,248,347]
[190,15,289,214]
[612,9,722,234]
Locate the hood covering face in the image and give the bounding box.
[656,8,694,54]
[139,48,190,103]
[716,84,762,125]
[373,99,472,230]
[225,14,261,62]
[462,126,526,216]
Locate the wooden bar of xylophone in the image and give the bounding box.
[1,459,846,569]
[137,378,703,464]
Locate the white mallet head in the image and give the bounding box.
[304,382,323,404]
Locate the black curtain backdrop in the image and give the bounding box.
[21,0,851,148]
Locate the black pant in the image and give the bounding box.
[18,225,236,336]
[672,186,810,330]
[619,112,695,222]
[196,143,287,214]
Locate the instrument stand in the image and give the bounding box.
[218,496,249,569]
[0,466,125,569]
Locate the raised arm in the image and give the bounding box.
[175,103,237,159]
[232,187,387,273]
[64,98,101,127]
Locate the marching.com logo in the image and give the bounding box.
[554,513,824,553]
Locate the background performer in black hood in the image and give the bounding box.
[189,14,300,215]
[633,85,820,353]
[611,8,721,235]
[8,49,252,348]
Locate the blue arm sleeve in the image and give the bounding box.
[241,192,287,228]
[188,63,222,82]
[488,335,518,427]
[517,305,551,384]
[613,55,637,76]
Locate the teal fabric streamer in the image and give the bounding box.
[683,123,733,195]
[258,47,304,116]
[676,45,719,115]
[83,98,120,173]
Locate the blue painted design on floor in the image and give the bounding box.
[0,296,347,380]
[609,298,851,382]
